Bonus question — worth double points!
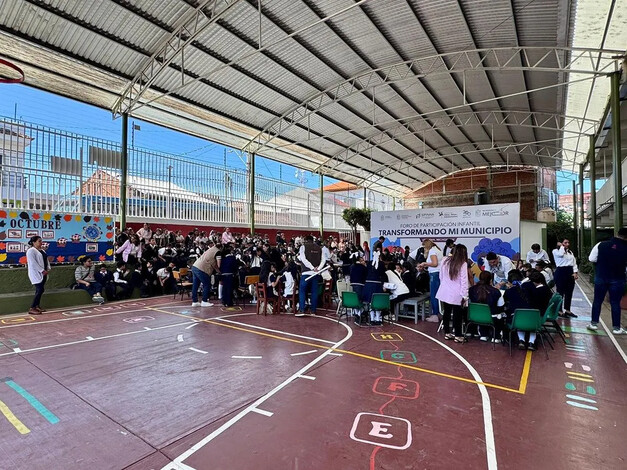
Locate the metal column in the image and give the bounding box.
[578,163,584,255]
[611,71,623,233]
[363,187,367,209]
[119,113,129,230]
[589,135,597,246]
[572,180,578,252]
[249,152,255,235]
[319,173,324,237]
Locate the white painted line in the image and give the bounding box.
[189,347,208,355]
[12,347,21,353]
[576,281,627,365]
[177,334,184,342]
[216,317,335,344]
[0,321,196,358]
[290,349,319,356]
[163,318,353,470]
[231,355,262,359]
[86,336,94,341]
[185,322,199,330]
[251,408,274,417]
[143,327,152,331]
[328,352,343,356]
[395,322,497,470]
[0,308,148,329]
[298,375,316,380]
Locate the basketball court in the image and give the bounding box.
[0,281,625,470]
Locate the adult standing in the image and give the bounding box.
[587,229,627,335]
[485,252,514,287]
[552,239,578,318]
[191,242,221,307]
[372,236,385,254]
[296,236,327,317]
[436,244,469,343]
[526,243,550,268]
[26,236,50,315]
[420,239,442,323]
[136,223,152,244]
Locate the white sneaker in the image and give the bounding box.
[492,338,501,344]
[587,323,598,331]
[201,301,214,307]
[425,315,440,323]
[191,302,201,307]
[479,336,488,342]
[612,327,627,335]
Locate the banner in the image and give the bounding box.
[0,210,115,265]
[371,203,520,264]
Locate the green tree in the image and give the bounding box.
[547,209,575,254]
[342,207,372,240]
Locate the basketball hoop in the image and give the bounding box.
[0,58,25,84]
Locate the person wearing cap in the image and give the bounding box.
[587,228,627,335]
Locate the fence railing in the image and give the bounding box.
[0,117,396,230]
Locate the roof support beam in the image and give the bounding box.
[113,0,243,115]
[243,47,623,154]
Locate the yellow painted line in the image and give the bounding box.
[566,372,593,378]
[0,399,30,434]
[566,375,595,383]
[146,307,525,394]
[518,350,533,394]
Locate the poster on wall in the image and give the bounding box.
[371,203,521,265]
[0,210,115,265]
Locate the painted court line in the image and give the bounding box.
[576,281,627,365]
[290,349,319,356]
[0,399,29,434]
[189,348,208,355]
[298,375,316,380]
[2,378,59,424]
[251,408,274,417]
[177,334,184,342]
[146,306,526,394]
[232,355,262,359]
[0,308,153,329]
[161,318,354,470]
[143,327,152,331]
[395,323,498,470]
[216,317,336,345]
[185,322,199,330]
[328,352,343,356]
[86,336,94,341]
[0,321,195,358]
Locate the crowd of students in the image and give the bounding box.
[23,221,627,344]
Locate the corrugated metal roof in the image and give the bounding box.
[0,0,622,197]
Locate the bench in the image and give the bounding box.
[396,294,430,323]
[0,287,141,315]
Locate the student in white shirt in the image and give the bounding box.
[526,244,550,268]
[26,236,50,315]
[485,252,514,287]
[419,239,442,322]
[552,239,578,317]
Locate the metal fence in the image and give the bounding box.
[0,117,397,230]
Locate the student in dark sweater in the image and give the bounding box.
[516,271,552,351]
[349,257,368,302]
[469,271,504,342]
[588,228,627,334]
[220,245,237,307]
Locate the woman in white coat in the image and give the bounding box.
[26,236,50,315]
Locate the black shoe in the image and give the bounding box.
[528,343,537,351]
[565,311,578,318]
[518,342,527,350]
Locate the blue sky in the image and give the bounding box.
[1,84,584,195]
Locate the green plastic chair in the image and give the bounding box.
[464,303,497,350]
[543,293,565,343]
[508,308,550,359]
[369,293,392,324]
[338,291,362,324]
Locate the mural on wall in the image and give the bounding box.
[0,210,115,265]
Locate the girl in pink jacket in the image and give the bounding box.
[436,244,469,343]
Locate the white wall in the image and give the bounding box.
[520,220,547,255]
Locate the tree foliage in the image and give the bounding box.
[547,209,575,253]
[342,207,372,238]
